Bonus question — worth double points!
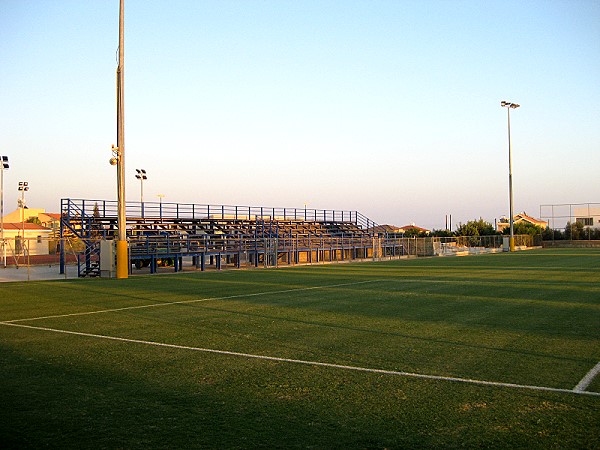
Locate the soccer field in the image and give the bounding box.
[1,249,599,448]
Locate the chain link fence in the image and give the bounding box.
[540,202,600,240]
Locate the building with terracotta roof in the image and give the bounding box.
[497,213,548,233]
[398,223,431,235]
[371,224,402,234]
[371,223,430,236]
[1,222,52,256]
[38,212,62,235]
[1,208,58,256]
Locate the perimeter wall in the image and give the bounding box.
[542,240,600,249]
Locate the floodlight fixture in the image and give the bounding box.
[501,101,520,109]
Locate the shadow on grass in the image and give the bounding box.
[1,341,598,450]
[0,344,438,449]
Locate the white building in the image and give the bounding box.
[1,222,52,256]
[574,206,600,229]
[1,208,54,256]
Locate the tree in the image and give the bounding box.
[403,228,427,238]
[564,221,585,240]
[564,221,600,240]
[502,221,543,237]
[430,229,454,237]
[26,216,42,225]
[91,202,102,237]
[542,226,563,240]
[455,219,497,236]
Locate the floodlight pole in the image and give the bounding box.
[135,169,147,203]
[115,0,128,278]
[501,101,520,252]
[135,169,147,218]
[1,156,8,268]
[18,181,29,256]
[139,171,144,204]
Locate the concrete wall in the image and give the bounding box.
[542,240,600,248]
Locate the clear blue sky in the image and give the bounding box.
[1,0,599,229]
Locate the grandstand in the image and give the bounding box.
[60,198,402,277]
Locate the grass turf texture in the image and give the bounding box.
[0,248,598,448]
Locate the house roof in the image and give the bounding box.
[371,223,431,234]
[399,224,430,233]
[372,224,401,233]
[514,213,547,226]
[497,213,548,230]
[2,223,51,231]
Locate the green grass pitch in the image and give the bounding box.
[1,249,599,448]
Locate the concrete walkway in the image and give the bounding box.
[0,264,78,282]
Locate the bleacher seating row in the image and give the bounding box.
[60,198,380,276]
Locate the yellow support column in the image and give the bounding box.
[116,239,129,279]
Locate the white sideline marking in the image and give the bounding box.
[4,280,382,324]
[1,321,599,398]
[574,361,600,392]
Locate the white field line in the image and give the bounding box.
[3,280,383,324]
[1,321,599,398]
[574,361,600,392]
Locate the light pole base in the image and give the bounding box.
[509,237,516,252]
[116,240,129,279]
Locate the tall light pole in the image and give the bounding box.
[1,156,8,267]
[18,181,29,256]
[135,169,147,204]
[501,100,520,252]
[115,0,128,278]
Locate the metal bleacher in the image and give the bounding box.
[60,198,382,277]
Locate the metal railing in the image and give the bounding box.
[61,198,378,229]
